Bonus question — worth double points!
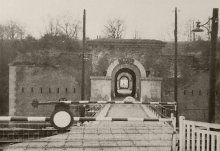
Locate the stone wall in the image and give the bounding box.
[9,65,81,116]
[88,39,166,77]
[8,40,220,123]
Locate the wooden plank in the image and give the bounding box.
[197,131,200,151]
[187,123,190,151]
[179,116,185,151]
[192,124,195,151]
[207,127,210,151]
[183,123,186,150]
[207,133,210,151]
[217,134,220,151]
[202,133,205,151]
[185,120,220,129]
[211,135,215,151]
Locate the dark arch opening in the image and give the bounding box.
[115,68,136,97]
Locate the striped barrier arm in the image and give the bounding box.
[32,99,176,108]
[72,117,173,122]
[0,116,173,122]
[0,116,50,122]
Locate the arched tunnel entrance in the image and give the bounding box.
[115,68,136,97]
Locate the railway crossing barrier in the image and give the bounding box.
[0,113,175,130]
[32,99,177,108]
[0,98,177,130]
[1,98,177,150]
[0,116,50,122]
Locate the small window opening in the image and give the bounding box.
[199,90,202,96]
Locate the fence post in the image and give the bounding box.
[179,116,185,151]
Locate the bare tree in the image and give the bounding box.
[103,18,127,39]
[43,16,61,37]
[0,20,25,40]
[58,15,82,39]
[133,28,141,39]
[42,14,82,40]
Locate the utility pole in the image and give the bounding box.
[208,8,218,123]
[80,9,86,119]
[81,9,86,100]
[174,7,178,126]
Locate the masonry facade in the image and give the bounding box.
[8,40,220,123]
[88,39,166,102]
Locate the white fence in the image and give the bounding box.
[179,116,220,151]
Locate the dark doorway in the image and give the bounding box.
[115,68,136,97]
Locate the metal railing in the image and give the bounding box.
[148,104,176,118]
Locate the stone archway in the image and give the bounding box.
[106,58,146,100]
[115,68,136,97]
[106,58,146,77]
[90,58,162,102]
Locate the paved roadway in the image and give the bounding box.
[106,104,149,118]
[3,101,174,151]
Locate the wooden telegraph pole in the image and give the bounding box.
[174,7,178,126]
[80,9,86,118]
[81,9,86,100]
[208,8,218,123]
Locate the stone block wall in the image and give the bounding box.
[163,71,220,123]
[88,39,166,77]
[9,65,81,116]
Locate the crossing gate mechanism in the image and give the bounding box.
[32,99,176,108]
[50,109,73,130]
[0,114,175,130]
[29,98,177,130]
[49,108,175,130]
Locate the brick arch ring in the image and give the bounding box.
[106,58,146,77]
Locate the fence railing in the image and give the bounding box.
[149,104,176,118]
[179,116,220,151]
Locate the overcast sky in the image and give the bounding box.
[0,0,219,41]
